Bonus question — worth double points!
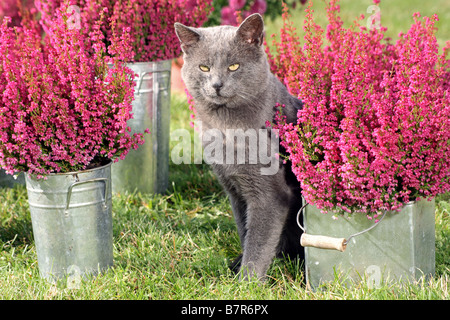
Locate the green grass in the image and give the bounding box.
[0,0,449,300]
[0,93,448,300]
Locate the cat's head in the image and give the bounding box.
[174,14,269,108]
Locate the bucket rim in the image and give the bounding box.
[126,60,171,66]
[124,60,172,73]
[26,159,112,179]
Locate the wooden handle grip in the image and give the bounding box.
[300,233,347,252]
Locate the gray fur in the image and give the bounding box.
[175,14,304,280]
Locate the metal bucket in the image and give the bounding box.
[111,60,171,194]
[303,198,435,289]
[25,161,113,281]
[0,169,24,188]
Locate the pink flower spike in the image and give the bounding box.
[0,1,149,175]
[266,0,450,216]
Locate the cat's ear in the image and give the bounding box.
[236,13,264,46]
[174,23,201,53]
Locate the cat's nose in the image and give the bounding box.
[212,82,223,93]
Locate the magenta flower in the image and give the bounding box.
[0,0,35,27]
[0,3,146,177]
[35,0,213,62]
[250,0,267,15]
[268,0,450,216]
[220,0,267,26]
[221,6,237,26]
[229,0,246,10]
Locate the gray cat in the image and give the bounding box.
[174,14,304,280]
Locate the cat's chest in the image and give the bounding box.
[212,162,265,191]
[199,122,273,155]
[196,99,273,129]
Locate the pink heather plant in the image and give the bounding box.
[185,89,197,129]
[268,0,450,216]
[0,0,35,27]
[0,4,146,178]
[221,0,267,26]
[35,0,213,62]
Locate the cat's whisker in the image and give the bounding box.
[236,91,258,107]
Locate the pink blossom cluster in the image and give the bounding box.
[0,3,147,177]
[0,0,35,27]
[35,0,212,62]
[268,0,450,215]
[221,0,267,26]
[185,89,197,129]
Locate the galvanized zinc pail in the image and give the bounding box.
[111,60,171,194]
[303,198,435,289]
[25,161,113,281]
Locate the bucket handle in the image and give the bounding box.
[65,178,109,214]
[297,203,388,252]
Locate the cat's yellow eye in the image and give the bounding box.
[228,63,240,71]
[199,65,210,72]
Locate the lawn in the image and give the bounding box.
[0,0,449,300]
[0,93,448,300]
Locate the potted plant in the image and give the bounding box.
[0,6,145,280]
[0,0,35,187]
[268,0,450,288]
[36,0,213,194]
